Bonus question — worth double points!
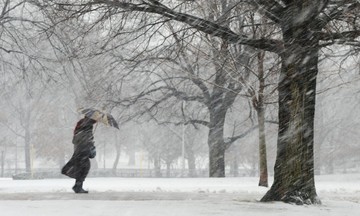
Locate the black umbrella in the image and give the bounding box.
[78,108,119,129]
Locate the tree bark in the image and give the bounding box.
[207,39,233,178]
[261,27,320,204]
[258,106,268,187]
[208,109,227,177]
[257,51,268,187]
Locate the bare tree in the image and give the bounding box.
[240,13,280,187]
[139,124,182,177]
[37,0,360,204]
[59,1,257,178]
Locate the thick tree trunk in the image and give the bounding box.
[208,109,227,177]
[209,144,225,177]
[206,38,235,178]
[261,30,320,204]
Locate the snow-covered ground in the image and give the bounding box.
[1,174,360,216]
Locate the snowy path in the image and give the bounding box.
[0,191,242,201]
[1,175,360,216]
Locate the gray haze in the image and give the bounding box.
[0,1,360,180]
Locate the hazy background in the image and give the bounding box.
[0,1,360,179]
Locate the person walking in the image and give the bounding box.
[61,116,97,193]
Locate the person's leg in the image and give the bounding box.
[73,179,88,193]
[72,157,91,193]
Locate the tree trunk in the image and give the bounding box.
[257,51,268,187]
[166,162,171,177]
[1,151,4,177]
[258,106,268,187]
[206,37,234,178]
[24,121,31,173]
[112,142,121,174]
[24,93,32,173]
[261,29,320,204]
[209,143,225,177]
[187,149,197,177]
[154,156,162,177]
[208,109,227,177]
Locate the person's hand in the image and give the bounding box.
[89,146,96,158]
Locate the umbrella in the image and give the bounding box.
[78,108,119,129]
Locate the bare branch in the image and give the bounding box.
[251,0,285,23]
[319,30,360,41]
[319,1,360,26]
[57,0,284,53]
[224,125,259,149]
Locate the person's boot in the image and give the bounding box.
[72,181,88,193]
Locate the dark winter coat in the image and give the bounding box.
[61,117,97,181]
